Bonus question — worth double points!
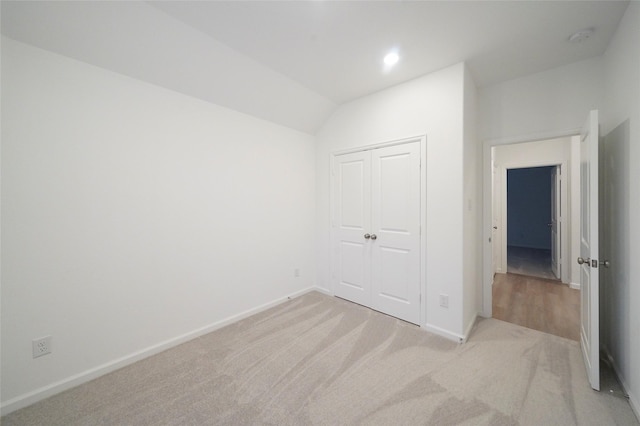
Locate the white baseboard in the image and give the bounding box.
[602,346,640,422]
[569,282,580,290]
[0,286,318,416]
[422,323,464,343]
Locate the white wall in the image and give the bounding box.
[601,2,640,417]
[479,56,604,142]
[1,38,317,412]
[1,1,336,134]
[316,62,469,340]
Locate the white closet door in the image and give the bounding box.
[333,150,372,307]
[371,142,421,324]
[333,141,421,324]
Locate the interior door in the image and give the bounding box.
[333,150,371,307]
[579,110,600,391]
[550,166,560,278]
[370,142,421,324]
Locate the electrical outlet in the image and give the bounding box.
[32,336,52,358]
[439,294,449,309]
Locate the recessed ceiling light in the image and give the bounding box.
[384,51,399,67]
[568,28,594,43]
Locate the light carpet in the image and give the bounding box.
[3,291,637,425]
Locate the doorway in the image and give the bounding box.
[491,140,571,285]
[486,136,580,340]
[506,165,559,281]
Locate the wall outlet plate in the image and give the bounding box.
[32,336,52,358]
[439,294,449,308]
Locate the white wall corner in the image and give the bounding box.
[461,314,480,343]
[312,286,333,296]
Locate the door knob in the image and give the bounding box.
[370,234,377,240]
[577,257,591,265]
[364,234,371,239]
[602,260,611,268]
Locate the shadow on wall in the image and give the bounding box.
[600,119,630,369]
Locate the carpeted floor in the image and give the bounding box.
[3,291,638,425]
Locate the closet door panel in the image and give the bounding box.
[371,142,421,324]
[333,151,371,306]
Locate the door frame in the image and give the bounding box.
[551,166,560,278]
[330,135,427,326]
[496,161,568,283]
[482,130,579,317]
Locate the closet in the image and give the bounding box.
[331,139,422,324]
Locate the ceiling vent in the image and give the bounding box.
[568,28,594,43]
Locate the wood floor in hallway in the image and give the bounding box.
[492,272,580,341]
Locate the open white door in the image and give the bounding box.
[579,110,600,391]
[550,166,561,279]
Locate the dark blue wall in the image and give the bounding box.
[507,166,554,249]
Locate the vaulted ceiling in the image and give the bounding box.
[1,1,629,134]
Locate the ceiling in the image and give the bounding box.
[151,1,628,102]
[1,1,629,134]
